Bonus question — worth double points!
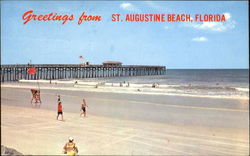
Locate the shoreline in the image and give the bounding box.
[1,80,249,100]
[1,86,249,128]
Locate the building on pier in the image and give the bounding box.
[102,61,122,67]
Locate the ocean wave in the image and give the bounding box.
[169,85,238,91]
[2,81,249,100]
[17,79,249,93]
[235,88,249,92]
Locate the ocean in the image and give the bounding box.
[5,69,249,99]
[79,69,249,98]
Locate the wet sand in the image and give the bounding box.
[1,85,249,155]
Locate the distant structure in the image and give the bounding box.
[102,61,122,67]
[1,63,166,82]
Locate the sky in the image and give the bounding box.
[1,1,249,69]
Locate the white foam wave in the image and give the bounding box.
[235,88,249,92]
[1,83,249,100]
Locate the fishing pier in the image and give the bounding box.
[1,64,166,82]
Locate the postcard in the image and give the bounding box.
[1,1,249,155]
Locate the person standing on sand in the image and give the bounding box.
[80,98,88,117]
[57,101,64,120]
[63,137,78,155]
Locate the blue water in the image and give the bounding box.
[91,69,247,87]
[84,69,249,98]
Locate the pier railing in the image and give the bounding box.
[1,64,166,82]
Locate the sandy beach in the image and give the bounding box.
[1,82,249,155]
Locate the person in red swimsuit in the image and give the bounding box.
[57,101,64,121]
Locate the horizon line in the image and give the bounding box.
[0,63,248,70]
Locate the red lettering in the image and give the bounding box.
[221,15,226,21]
[48,13,53,21]
[38,15,43,21]
[161,14,165,22]
[62,15,68,24]
[112,14,120,22]
[78,12,85,24]
[22,10,33,24]
[78,12,101,25]
[43,15,48,21]
[69,15,74,21]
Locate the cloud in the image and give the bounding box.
[223,12,231,20]
[145,1,168,11]
[120,3,139,11]
[193,22,228,32]
[192,37,208,42]
[184,13,236,32]
[164,26,169,29]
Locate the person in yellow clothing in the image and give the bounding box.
[63,137,78,155]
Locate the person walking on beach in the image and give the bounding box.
[80,98,88,117]
[57,101,64,121]
[63,137,78,155]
